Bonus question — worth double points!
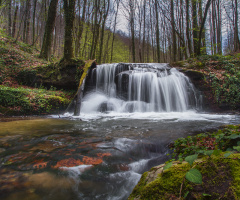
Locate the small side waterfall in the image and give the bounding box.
[80,63,202,113]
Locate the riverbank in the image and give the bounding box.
[0,31,83,116]
[128,124,240,199]
[172,54,240,111]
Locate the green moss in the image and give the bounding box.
[228,155,240,197]
[141,163,191,200]
[129,155,240,200]
[78,60,95,89]
[0,85,71,115]
[129,172,148,199]
[129,163,191,200]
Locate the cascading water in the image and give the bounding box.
[1,63,239,200]
[80,63,202,114]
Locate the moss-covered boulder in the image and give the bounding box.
[20,58,85,90]
[128,155,240,200]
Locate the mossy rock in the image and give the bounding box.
[35,58,86,90]
[128,155,240,200]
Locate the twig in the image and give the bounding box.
[179,177,185,199]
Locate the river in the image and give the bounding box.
[0,112,239,200]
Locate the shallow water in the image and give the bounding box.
[0,112,239,200]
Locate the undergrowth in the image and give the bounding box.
[0,85,72,115]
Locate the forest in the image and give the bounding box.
[1,1,240,200]
[0,0,239,64]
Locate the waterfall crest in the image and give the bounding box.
[80,63,201,113]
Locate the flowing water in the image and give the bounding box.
[0,63,239,200]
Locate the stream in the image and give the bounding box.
[0,63,239,199]
[0,112,239,200]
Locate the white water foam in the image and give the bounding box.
[60,111,236,125]
[107,171,141,200]
[60,165,93,179]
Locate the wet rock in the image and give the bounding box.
[98,102,115,113]
[30,141,67,153]
[28,172,73,189]
[115,71,131,100]
[115,63,133,76]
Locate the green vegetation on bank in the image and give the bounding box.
[129,125,240,200]
[174,54,240,109]
[0,30,76,116]
[0,85,72,115]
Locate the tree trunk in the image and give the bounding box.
[12,5,18,38]
[234,0,240,51]
[75,0,87,57]
[63,0,76,61]
[155,0,160,63]
[32,0,37,46]
[40,0,59,60]
[171,0,177,62]
[197,0,212,55]
[110,0,120,63]
[186,0,192,56]
[98,0,110,64]
[216,0,222,54]
[8,0,12,36]
[142,0,146,63]
[191,0,198,56]
[129,0,136,62]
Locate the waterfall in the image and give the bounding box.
[80,63,201,113]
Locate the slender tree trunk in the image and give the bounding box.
[110,0,120,63]
[216,0,222,54]
[32,0,37,46]
[186,0,192,56]
[234,0,240,51]
[155,0,160,63]
[75,0,87,57]
[198,0,206,54]
[63,0,76,61]
[212,0,217,54]
[129,0,136,62]
[191,0,198,56]
[142,0,146,63]
[171,0,177,61]
[12,5,18,38]
[90,0,101,59]
[197,0,212,55]
[8,0,12,36]
[99,0,110,64]
[40,0,59,60]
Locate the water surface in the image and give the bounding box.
[0,112,239,200]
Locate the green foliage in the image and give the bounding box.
[16,41,34,54]
[208,60,240,107]
[163,162,172,170]
[171,125,240,159]
[185,154,198,166]
[0,85,71,115]
[129,155,239,200]
[185,168,202,184]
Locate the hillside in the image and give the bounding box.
[0,30,74,116]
